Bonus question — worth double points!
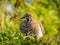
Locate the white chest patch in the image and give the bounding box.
[37,24,43,38]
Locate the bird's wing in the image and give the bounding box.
[32,20,44,39]
[39,22,45,34]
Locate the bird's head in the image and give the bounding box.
[21,13,33,22]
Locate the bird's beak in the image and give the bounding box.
[21,16,25,19]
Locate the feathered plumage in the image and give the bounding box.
[20,12,45,39]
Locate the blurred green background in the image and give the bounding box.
[0,0,60,45]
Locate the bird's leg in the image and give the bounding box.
[24,35,31,40]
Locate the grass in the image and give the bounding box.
[0,29,60,45]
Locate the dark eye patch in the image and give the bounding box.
[27,18,29,21]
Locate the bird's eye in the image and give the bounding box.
[27,18,29,21]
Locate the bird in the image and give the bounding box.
[20,12,45,40]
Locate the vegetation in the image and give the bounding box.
[0,0,60,45]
